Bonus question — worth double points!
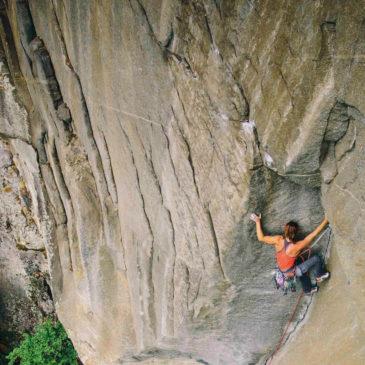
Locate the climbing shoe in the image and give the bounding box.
[316,272,330,283]
[304,286,318,295]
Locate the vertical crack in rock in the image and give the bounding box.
[276,65,295,109]
[49,0,115,243]
[206,208,227,281]
[135,237,145,345]
[48,141,74,272]
[161,125,181,188]
[14,0,36,64]
[170,102,210,276]
[163,26,174,50]
[150,146,177,335]
[99,130,118,204]
[133,0,157,43]
[204,14,215,46]
[129,1,197,77]
[173,87,193,127]
[41,163,67,225]
[194,231,206,272]
[118,123,157,338]
[135,123,177,336]
[40,161,72,273]
[184,265,191,311]
[171,106,201,200]
[132,0,196,78]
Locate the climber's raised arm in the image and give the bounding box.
[291,217,329,254]
[250,213,281,245]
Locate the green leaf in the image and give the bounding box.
[6,320,78,365]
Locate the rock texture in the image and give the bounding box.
[0,0,364,364]
[0,51,53,362]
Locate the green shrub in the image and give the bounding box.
[7,320,78,365]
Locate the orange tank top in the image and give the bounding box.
[276,240,296,272]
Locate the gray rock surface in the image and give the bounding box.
[0,134,53,357]
[0,1,364,364]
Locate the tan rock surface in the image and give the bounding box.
[0,1,364,364]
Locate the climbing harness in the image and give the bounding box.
[273,268,297,295]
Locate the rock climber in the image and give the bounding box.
[250,213,330,294]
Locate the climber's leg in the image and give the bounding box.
[297,274,313,293]
[295,254,330,287]
[295,255,324,277]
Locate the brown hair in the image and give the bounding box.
[284,221,298,241]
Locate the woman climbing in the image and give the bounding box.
[250,214,330,294]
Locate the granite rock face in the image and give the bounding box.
[0,1,364,364]
[0,58,53,360]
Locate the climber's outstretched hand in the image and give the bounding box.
[250,213,261,223]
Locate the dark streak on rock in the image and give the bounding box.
[48,142,74,272]
[162,122,181,188]
[204,14,214,45]
[277,65,295,109]
[174,114,201,200]
[100,130,118,204]
[206,208,227,280]
[185,264,190,310]
[164,25,174,50]
[16,242,45,252]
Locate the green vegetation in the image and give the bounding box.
[7,320,78,365]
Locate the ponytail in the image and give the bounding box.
[284,221,298,241]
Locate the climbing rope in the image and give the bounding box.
[300,225,331,255]
[266,291,304,365]
[266,225,332,365]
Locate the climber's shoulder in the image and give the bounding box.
[261,235,284,247]
[274,236,286,251]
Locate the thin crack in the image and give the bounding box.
[206,207,227,280]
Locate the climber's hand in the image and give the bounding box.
[250,213,261,223]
